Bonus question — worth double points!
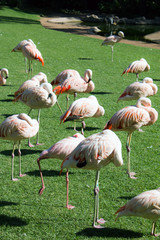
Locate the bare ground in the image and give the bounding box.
[40,15,160,50]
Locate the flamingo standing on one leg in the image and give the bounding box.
[115,187,160,236]
[53,69,94,109]
[37,133,85,196]
[60,129,123,228]
[121,58,150,81]
[103,97,158,179]
[102,31,124,62]
[13,83,57,146]
[117,77,158,102]
[60,95,105,135]
[0,113,39,181]
[0,68,9,86]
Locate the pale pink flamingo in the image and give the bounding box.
[12,39,44,74]
[53,69,94,108]
[60,95,105,135]
[0,113,39,181]
[13,83,58,146]
[102,31,124,62]
[115,187,160,236]
[103,97,158,179]
[60,129,123,228]
[14,72,48,97]
[37,133,85,195]
[121,58,150,81]
[118,77,158,102]
[0,68,9,86]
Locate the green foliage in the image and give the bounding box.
[0,6,160,240]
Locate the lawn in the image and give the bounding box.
[0,6,160,240]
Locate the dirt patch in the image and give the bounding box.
[40,15,160,50]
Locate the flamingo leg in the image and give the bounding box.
[66,169,75,210]
[74,92,77,101]
[37,158,45,195]
[27,108,35,147]
[66,94,69,109]
[126,133,136,179]
[151,221,160,236]
[18,141,26,177]
[56,100,63,114]
[136,73,139,81]
[93,170,106,228]
[73,121,77,131]
[36,109,43,146]
[11,143,18,181]
[111,46,114,62]
[24,57,27,73]
[81,121,86,135]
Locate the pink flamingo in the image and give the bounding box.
[14,72,48,97]
[37,133,85,195]
[0,68,9,86]
[121,58,150,81]
[60,95,105,135]
[104,97,158,179]
[53,69,94,108]
[12,39,44,74]
[0,113,39,181]
[13,83,58,146]
[118,77,158,102]
[102,31,124,62]
[60,129,123,228]
[115,187,160,236]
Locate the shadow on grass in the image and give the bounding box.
[26,169,67,177]
[66,126,100,131]
[0,149,42,156]
[119,195,134,200]
[8,94,15,97]
[91,91,113,95]
[152,78,160,82]
[0,214,28,226]
[0,16,39,25]
[0,99,14,102]
[0,201,18,207]
[76,227,143,238]
[78,58,94,60]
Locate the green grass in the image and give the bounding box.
[0,6,160,240]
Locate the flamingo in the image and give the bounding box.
[53,69,94,108]
[102,31,124,62]
[12,39,44,74]
[115,187,160,236]
[0,68,9,86]
[60,129,123,228]
[117,77,158,102]
[60,95,105,135]
[121,58,150,81]
[0,113,39,181]
[37,133,85,195]
[13,83,58,146]
[103,97,158,179]
[14,72,48,97]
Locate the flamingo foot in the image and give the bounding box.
[66,204,75,210]
[128,171,137,179]
[93,224,104,229]
[19,173,26,177]
[36,143,44,146]
[28,142,34,148]
[153,233,160,237]
[12,178,19,181]
[39,186,45,195]
[97,218,106,225]
[138,128,144,132]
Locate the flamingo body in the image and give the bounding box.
[0,113,39,180]
[115,188,160,236]
[60,95,105,134]
[122,58,150,81]
[51,69,81,85]
[118,77,158,102]
[61,129,123,227]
